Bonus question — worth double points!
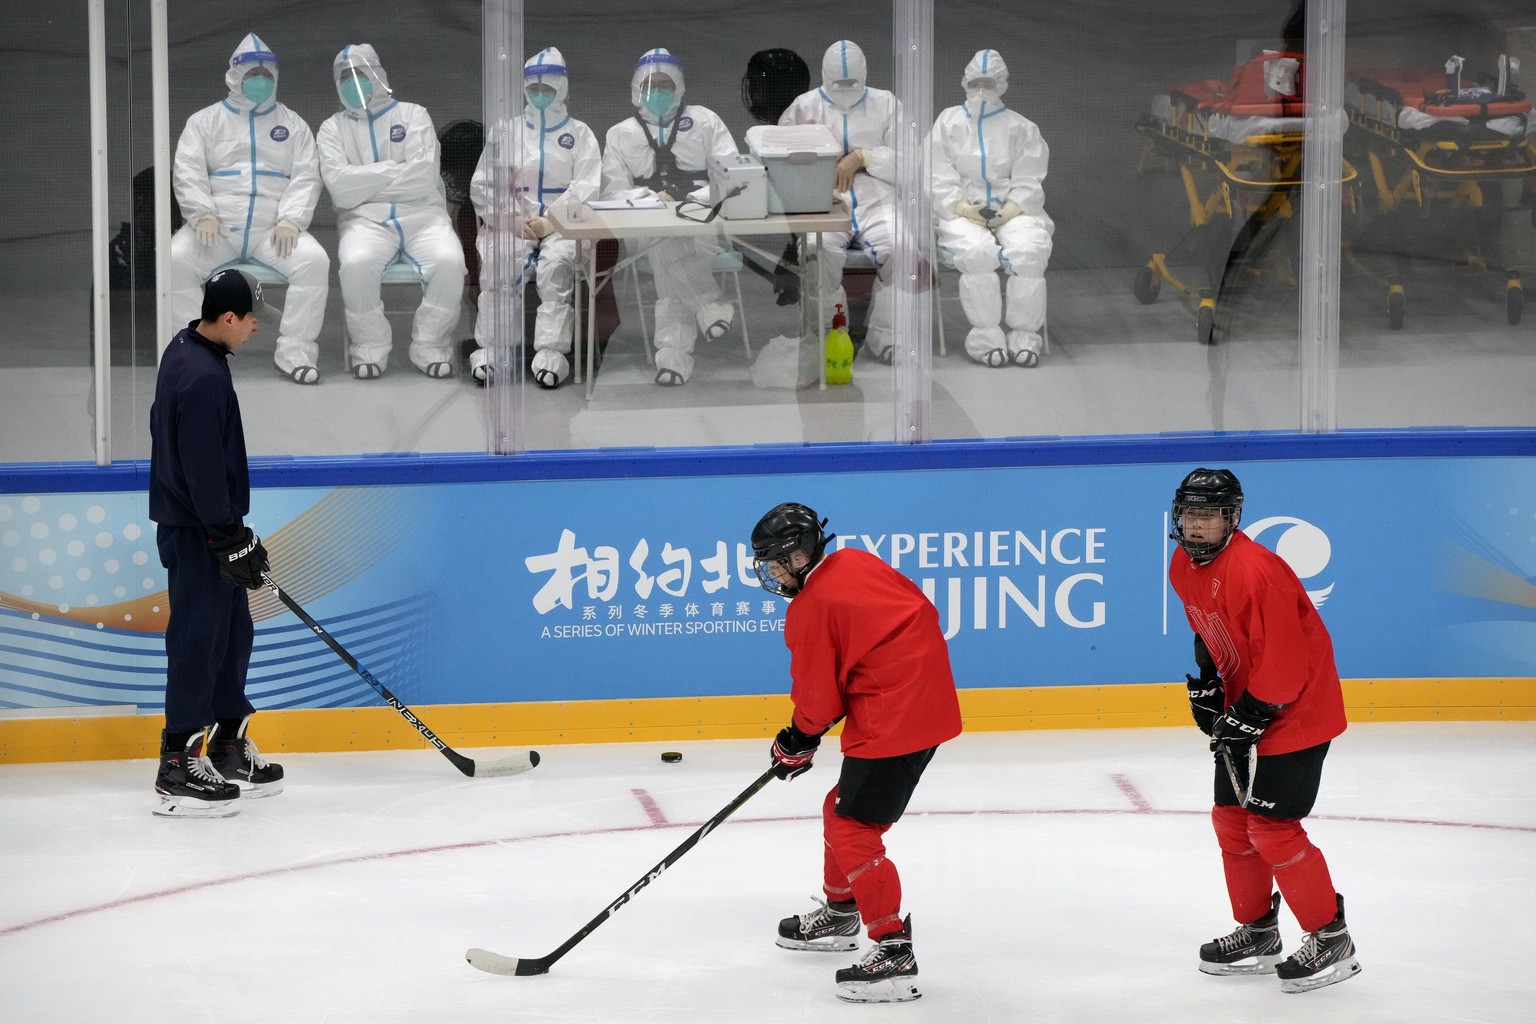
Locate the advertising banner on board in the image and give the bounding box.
[3,457,1533,713]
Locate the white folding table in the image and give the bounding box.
[545,200,853,398]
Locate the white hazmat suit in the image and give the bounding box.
[317,44,465,378]
[601,48,739,385]
[779,40,900,361]
[170,33,329,383]
[930,50,1053,367]
[470,48,601,388]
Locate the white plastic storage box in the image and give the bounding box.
[744,124,841,214]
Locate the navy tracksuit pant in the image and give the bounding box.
[158,524,254,735]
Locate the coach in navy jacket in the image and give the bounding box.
[148,268,282,817]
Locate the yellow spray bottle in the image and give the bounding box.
[824,303,853,385]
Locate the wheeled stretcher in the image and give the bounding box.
[1345,56,1534,327]
[1133,52,1356,344]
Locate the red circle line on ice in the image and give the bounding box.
[2,801,1531,940]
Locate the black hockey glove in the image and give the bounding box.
[1186,675,1222,736]
[770,721,823,781]
[1210,689,1283,757]
[209,527,269,590]
[1186,635,1222,735]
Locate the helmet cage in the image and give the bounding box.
[1171,469,1244,563]
[751,503,830,597]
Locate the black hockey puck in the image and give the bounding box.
[660,751,683,763]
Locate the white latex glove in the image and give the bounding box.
[524,216,553,239]
[271,220,299,259]
[986,199,1022,228]
[954,200,989,226]
[834,149,866,193]
[192,213,221,247]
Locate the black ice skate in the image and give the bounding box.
[154,729,240,818]
[209,715,285,797]
[834,915,920,1003]
[1276,894,1362,993]
[777,896,861,952]
[1199,892,1284,975]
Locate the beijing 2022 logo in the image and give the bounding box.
[1244,516,1335,607]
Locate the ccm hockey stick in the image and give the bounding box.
[467,766,778,975]
[261,572,538,778]
[1219,746,1249,807]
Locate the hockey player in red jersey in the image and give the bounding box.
[751,502,962,1004]
[1169,468,1362,993]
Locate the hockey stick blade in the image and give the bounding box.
[471,750,541,777]
[466,767,777,977]
[465,949,550,976]
[261,572,541,780]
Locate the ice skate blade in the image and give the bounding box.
[775,935,860,952]
[153,794,240,818]
[1199,954,1281,976]
[235,779,284,799]
[1280,957,1362,993]
[835,978,921,1003]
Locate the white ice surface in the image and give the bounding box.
[2,723,1533,1023]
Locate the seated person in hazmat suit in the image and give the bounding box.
[601,48,740,386]
[469,48,601,389]
[930,50,1053,368]
[778,40,900,362]
[317,44,466,379]
[170,33,329,384]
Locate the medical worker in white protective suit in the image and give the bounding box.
[602,48,740,386]
[779,40,900,362]
[318,44,465,379]
[170,33,329,384]
[930,50,1053,367]
[469,48,601,388]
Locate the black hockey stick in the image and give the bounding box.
[1219,746,1248,807]
[260,572,538,778]
[466,766,778,975]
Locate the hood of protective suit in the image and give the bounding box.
[333,43,395,114]
[819,40,868,111]
[224,33,279,110]
[962,49,1009,110]
[524,47,570,124]
[630,48,686,122]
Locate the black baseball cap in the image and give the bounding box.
[201,268,282,323]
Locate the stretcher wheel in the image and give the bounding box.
[1508,286,1522,326]
[1132,266,1161,305]
[1196,305,1215,346]
[1388,291,1405,330]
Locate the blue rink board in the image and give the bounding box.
[2,438,1534,711]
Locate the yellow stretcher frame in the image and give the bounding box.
[1133,115,1358,344]
[1343,98,1533,328]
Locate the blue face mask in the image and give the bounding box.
[340,75,373,109]
[241,74,275,104]
[642,89,674,117]
[528,90,556,110]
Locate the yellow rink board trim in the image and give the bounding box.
[1,678,1532,764]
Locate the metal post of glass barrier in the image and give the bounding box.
[1299,0,1346,434]
[891,0,935,444]
[484,0,525,455]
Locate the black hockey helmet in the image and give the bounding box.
[1171,468,1244,563]
[751,501,833,596]
[741,48,811,124]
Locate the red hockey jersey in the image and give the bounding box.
[783,548,963,758]
[1169,530,1347,754]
